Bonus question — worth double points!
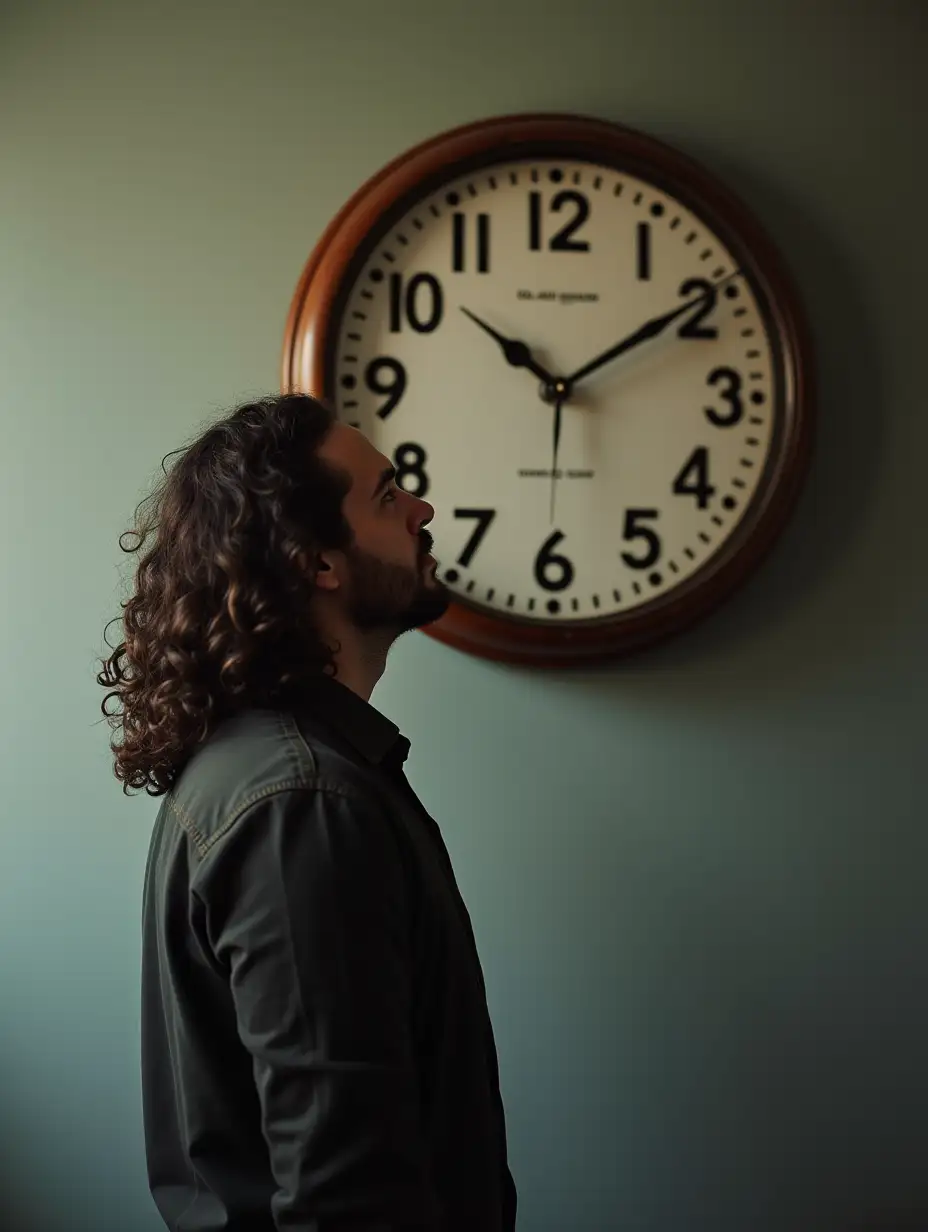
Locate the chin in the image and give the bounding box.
[402,586,451,631]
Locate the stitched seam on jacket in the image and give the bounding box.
[168,778,356,857]
[283,708,321,777]
[168,795,210,853]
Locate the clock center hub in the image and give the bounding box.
[540,378,572,405]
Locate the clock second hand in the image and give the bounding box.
[550,389,566,525]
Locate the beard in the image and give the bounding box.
[343,537,450,635]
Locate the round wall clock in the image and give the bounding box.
[282,113,813,666]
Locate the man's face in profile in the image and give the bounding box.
[316,423,450,635]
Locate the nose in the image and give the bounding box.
[408,494,434,532]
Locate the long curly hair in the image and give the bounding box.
[97,393,352,797]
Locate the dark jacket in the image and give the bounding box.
[141,674,517,1231]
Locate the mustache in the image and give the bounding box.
[418,529,435,558]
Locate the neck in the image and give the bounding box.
[327,624,393,702]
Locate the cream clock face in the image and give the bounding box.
[330,157,779,624]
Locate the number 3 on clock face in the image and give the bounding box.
[284,115,812,665]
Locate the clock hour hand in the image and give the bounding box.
[565,270,742,388]
[460,307,558,387]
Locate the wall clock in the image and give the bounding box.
[282,113,813,666]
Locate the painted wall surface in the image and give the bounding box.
[1,2,925,1229]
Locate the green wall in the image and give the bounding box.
[1,2,925,1229]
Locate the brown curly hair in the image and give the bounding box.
[97,393,352,797]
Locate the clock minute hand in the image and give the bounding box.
[460,307,558,386]
[566,270,742,388]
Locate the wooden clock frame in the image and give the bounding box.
[281,112,813,667]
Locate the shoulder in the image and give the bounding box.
[166,708,383,859]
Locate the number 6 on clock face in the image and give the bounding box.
[283,114,812,666]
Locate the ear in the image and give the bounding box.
[312,549,344,593]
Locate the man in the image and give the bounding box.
[97,394,517,1230]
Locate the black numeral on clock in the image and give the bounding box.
[705,367,744,426]
[389,273,444,333]
[453,508,496,566]
[534,531,575,591]
[672,447,716,509]
[621,509,662,569]
[636,222,651,280]
[393,442,429,498]
[529,191,591,252]
[452,212,490,273]
[364,357,407,419]
[677,278,718,339]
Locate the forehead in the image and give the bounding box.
[317,423,389,494]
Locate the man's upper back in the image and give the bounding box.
[141,682,517,1232]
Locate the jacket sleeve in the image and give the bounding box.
[195,783,442,1230]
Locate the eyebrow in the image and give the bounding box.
[372,466,396,500]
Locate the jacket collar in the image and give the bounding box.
[294,672,407,769]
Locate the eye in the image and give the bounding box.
[381,485,398,505]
